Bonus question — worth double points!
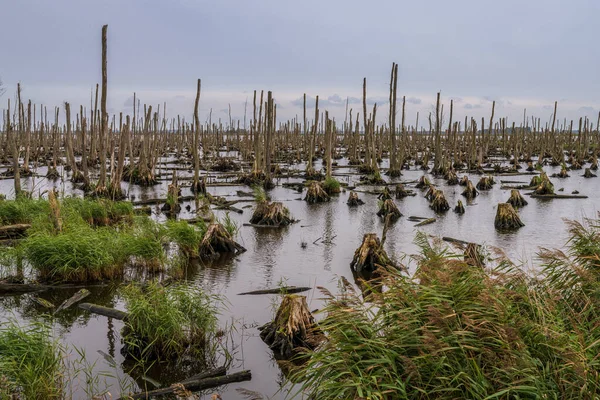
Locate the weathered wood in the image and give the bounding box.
[414,218,436,227]
[124,370,251,399]
[238,286,312,295]
[78,302,128,321]
[529,194,588,199]
[442,236,481,248]
[55,289,90,314]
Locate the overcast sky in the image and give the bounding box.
[1,0,599,128]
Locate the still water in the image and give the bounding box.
[0,159,598,399]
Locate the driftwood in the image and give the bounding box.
[0,282,106,295]
[55,289,90,314]
[238,286,312,295]
[414,218,436,227]
[529,194,588,199]
[124,369,251,400]
[442,236,481,248]
[78,302,128,321]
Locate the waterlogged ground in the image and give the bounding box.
[1,158,599,399]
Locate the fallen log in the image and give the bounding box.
[238,286,312,295]
[442,236,481,248]
[55,289,90,314]
[243,223,285,229]
[529,194,588,199]
[123,367,247,400]
[415,218,436,227]
[78,303,128,321]
[0,224,31,239]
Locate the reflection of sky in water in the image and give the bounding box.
[0,159,599,398]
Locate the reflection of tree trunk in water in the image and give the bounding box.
[322,207,334,271]
[107,317,115,359]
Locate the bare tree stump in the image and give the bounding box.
[304,181,330,204]
[377,199,402,221]
[430,190,450,212]
[454,200,465,214]
[199,223,246,258]
[506,189,528,207]
[476,176,494,190]
[258,295,324,359]
[347,191,364,206]
[415,175,431,189]
[495,203,524,230]
[250,202,294,226]
[461,180,479,199]
[350,233,395,274]
[583,168,597,178]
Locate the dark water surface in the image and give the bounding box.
[1,160,599,399]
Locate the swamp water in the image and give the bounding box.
[0,159,598,399]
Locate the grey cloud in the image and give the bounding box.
[406,97,422,105]
[578,106,595,113]
[543,105,554,110]
[124,96,135,107]
[291,94,386,109]
[464,103,482,110]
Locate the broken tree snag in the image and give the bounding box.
[0,224,30,240]
[304,181,330,204]
[258,295,324,359]
[415,175,431,189]
[55,289,90,313]
[430,190,450,213]
[533,173,554,195]
[461,179,479,199]
[377,199,402,221]
[459,175,469,186]
[377,186,392,201]
[191,176,207,195]
[583,168,597,178]
[199,223,246,259]
[495,203,524,230]
[526,162,535,172]
[250,201,294,226]
[454,200,465,214]
[591,157,599,171]
[464,242,484,267]
[350,233,396,274]
[445,169,458,185]
[347,191,364,206]
[476,176,494,190]
[506,189,528,208]
[161,173,182,214]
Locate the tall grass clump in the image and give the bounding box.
[321,176,341,195]
[0,197,50,225]
[62,197,133,226]
[167,219,207,258]
[0,320,64,399]
[221,212,239,237]
[121,281,218,361]
[122,217,167,271]
[294,227,600,399]
[22,223,126,282]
